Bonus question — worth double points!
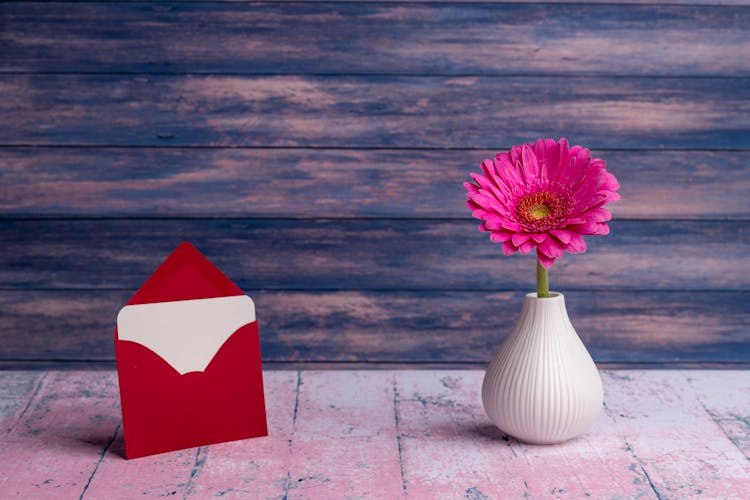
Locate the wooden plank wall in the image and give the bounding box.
[0,1,748,368]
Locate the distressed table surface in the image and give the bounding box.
[0,370,748,499]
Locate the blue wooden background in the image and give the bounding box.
[0,0,748,368]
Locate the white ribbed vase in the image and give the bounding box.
[482,292,602,444]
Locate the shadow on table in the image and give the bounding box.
[94,426,126,459]
[464,423,509,440]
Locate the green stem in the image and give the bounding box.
[536,254,550,298]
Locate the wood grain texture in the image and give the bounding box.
[2,74,749,148]
[281,371,404,498]
[1,370,749,498]
[685,372,750,459]
[1,290,747,364]
[1,0,748,370]
[1,219,746,290]
[4,3,750,76]
[0,371,43,430]
[2,148,748,219]
[602,370,750,497]
[0,371,121,498]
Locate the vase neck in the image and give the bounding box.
[516,292,572,332]
[523,291,566,309]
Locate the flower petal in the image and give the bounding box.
[482,216,505,230]
[548,138,569,183]
[588,208,612,222]
[537,252,555,269]
[602,190,621,203]
[567,219,600,235]
[490,231,513,242]
[533,138,558,182]
[538,236,563,258]
[468,192,504,214]
[550,229,572,244]
[470,172,494,192]
[602,171,620,191]
[501,220,523,231]
[509,145,530,185]
[558,144,590,188]
[493,153,524,187]
[511,233,531,247]
[502,241,517,256]
[530,233,547,244]
[519,240,536,254]
[480,159,495,180]
[565,232,587,254]
[522,144,540,180]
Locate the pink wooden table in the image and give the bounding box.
[1,370,748,499]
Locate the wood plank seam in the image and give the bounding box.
[393,380,408,498]
[684,373,750,461]
[182,446,208,500]
[5,371,47,435]
[280,370,302,499]
[601,400,663,498]
[79,423,120,500]
[695,401,749,459]
[588,399,663,498]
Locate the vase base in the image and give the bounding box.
[501,431,587,446]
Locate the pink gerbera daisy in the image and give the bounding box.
[465,138,620,271]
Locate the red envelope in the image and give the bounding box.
[115,242,268,459]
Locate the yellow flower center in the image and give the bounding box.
[529,203,551,219]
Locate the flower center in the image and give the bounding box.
[516,191,567,230]
[529,203,551,219]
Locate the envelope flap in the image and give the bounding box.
[117,295,255,375]
[128,242,244,306]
